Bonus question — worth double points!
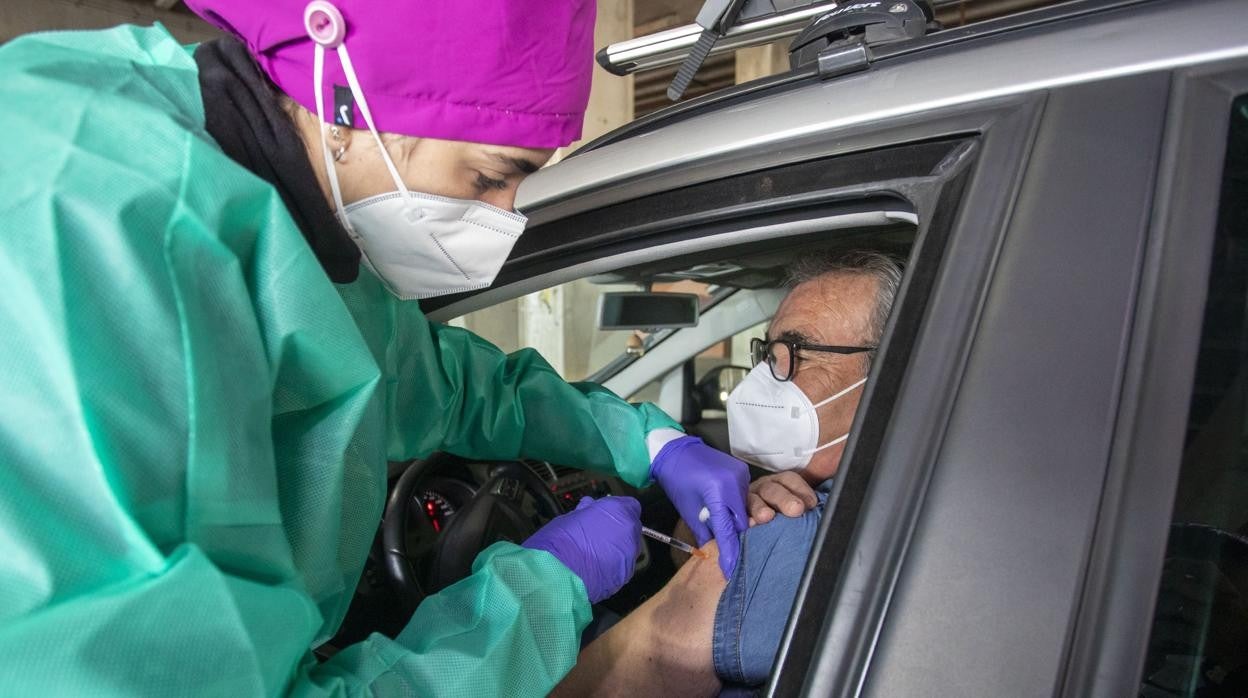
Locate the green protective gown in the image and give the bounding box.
[0,23,678,697]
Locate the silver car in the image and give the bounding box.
[358,1,1248,695]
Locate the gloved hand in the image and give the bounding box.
[522,496,641,603]
[650,435,749,579]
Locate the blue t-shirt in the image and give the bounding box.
[712,490,828,690]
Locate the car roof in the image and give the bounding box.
[515,0,1248,217]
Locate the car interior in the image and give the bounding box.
[320,213,918,651]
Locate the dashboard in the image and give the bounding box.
[325,456,680,653]
[403,459,652,576]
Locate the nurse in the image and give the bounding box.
[0,0,756,695]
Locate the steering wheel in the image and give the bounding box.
[382,452,565,610]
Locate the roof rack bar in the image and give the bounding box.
[597,2,840,77]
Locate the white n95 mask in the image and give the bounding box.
[726,362,867,472]
[309,34,526,299]
[343,192,526,299]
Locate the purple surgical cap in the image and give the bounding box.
[186,0,597,148]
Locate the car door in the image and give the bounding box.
[770,9,1248,698]
[1060,67,1248,698]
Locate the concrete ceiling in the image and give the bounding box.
[634,0,701,34]
[0,0,217,44]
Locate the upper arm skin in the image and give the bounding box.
[551,541,727,698]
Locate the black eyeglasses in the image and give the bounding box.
[749,337,876,382]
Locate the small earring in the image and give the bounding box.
[330,126,343,141]
[333,145,346,162]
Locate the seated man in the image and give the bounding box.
[552,250,903,696]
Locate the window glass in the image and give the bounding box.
[689,321,767,418]
[628,378,663,405]
[693,320,764,382]
[626,320,767,428]
[1139,95,1248,698]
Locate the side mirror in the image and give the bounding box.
[695,365,751,412]
[597,292,700,331]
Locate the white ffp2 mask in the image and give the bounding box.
[726,362,866,472]
[344,192,526,300]
[310,39,526,299]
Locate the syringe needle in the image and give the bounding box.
[641,525,708,559]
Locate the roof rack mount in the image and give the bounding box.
[597,1,841,78]
[666,0,752,101]
[601,0,946,87]
[790,1,934,78]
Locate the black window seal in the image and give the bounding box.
[422,138,963,316]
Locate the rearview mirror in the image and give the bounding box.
[695,365,751,412]
[597,292,700,331]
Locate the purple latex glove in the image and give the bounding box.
[523,496,642,603]
[650,435,750,579]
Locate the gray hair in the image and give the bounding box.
[784,249,904,350]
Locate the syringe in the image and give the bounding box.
[641,525,708,559]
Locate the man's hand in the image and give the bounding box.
[748,471,818,525]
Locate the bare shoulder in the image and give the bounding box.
[551,540,728,697]
[659,539,729,616]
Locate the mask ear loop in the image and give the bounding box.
[794,376,867,417]
[808,431,851,454]
[794,376,867,457]
[313,43,352,232]
[335,43,409,197]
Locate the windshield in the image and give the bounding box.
[449,279,732,383]
[586,285,737,383]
